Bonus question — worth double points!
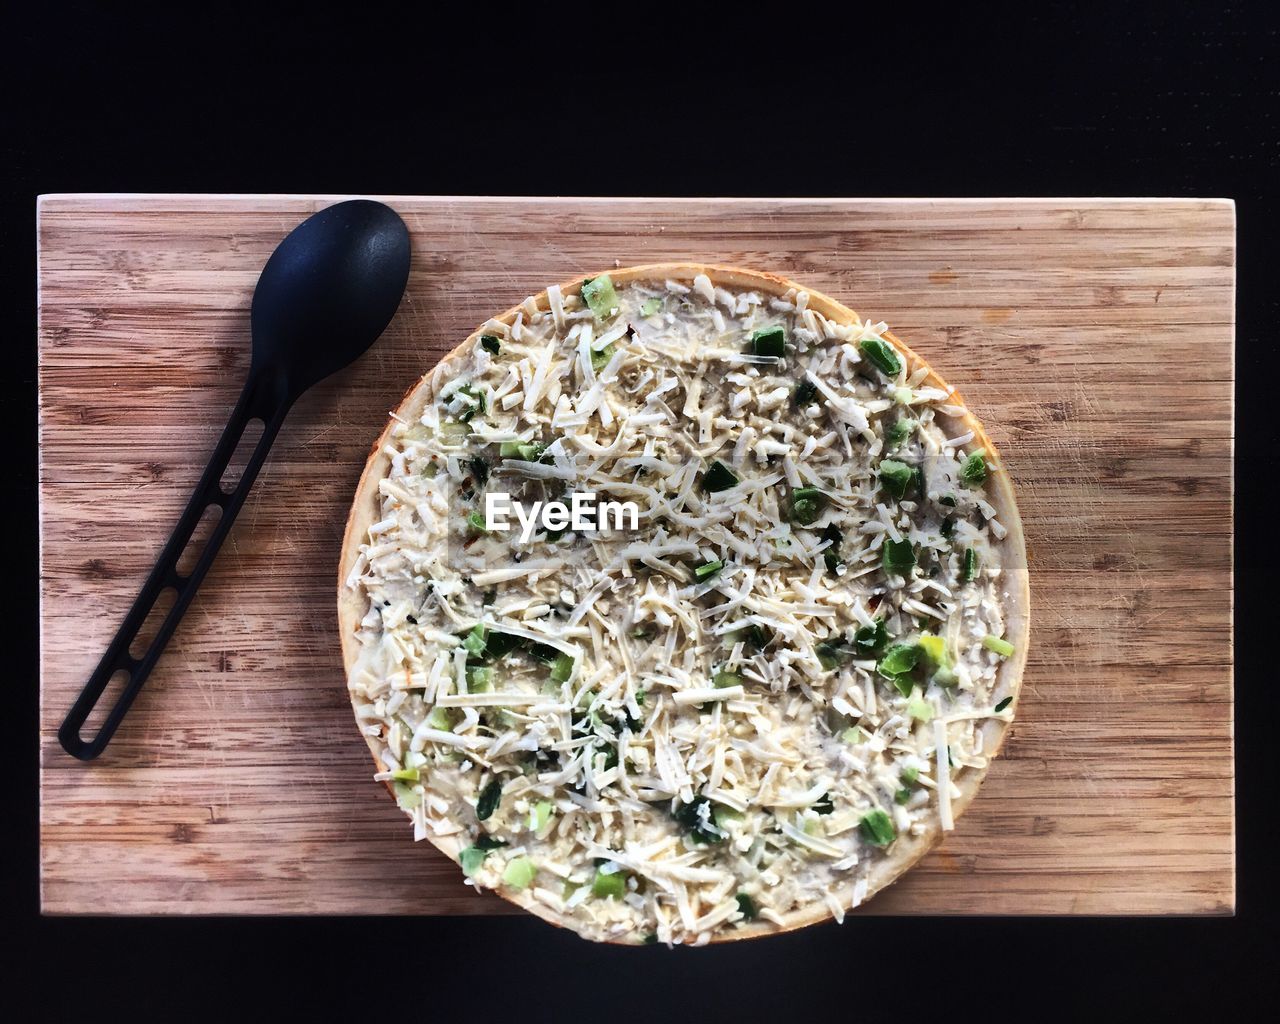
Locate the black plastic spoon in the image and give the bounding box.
[59,200,412,760]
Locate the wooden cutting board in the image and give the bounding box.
[38,196,1235,916]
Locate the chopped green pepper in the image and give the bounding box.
[480,334,501,355]
[983,635,1015,657]
[960,452,988,486]
[463,624,488,659]
[735,892,758,921]
[790,487,827,525]
[581,275,620,320]
[591,865,628,899]
[961,547,979,582]
[881,538,917,575]
[590,344,615,373]
[640,296,662,317]
[853,618,890,657]
[550,652,575,683]
[459,833,506,875]
[886,418,916,448]
[859,809,897,847]
[502,856,537,889]
[465,666,493,691]
[878,643,921,679]
[859,338,902,377]
[878,459,914,500]
[694,559,724,581]
[751,325,787,358]
[702,460,740,493]
[907,695,933,722]
[467,510,488,533]
[712,670,743,689]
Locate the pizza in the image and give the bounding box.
[338,264,1029,944]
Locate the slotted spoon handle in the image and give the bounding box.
[58,374,291,760]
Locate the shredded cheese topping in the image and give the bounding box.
[345,272,1017,945]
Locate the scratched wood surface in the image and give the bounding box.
[38,196,1235,916]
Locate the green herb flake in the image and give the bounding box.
[994,696,1013,713]
[961,547,979,582]
[793,378,819,407]
[455,384,486,423]
[736,893,758,921]
[480,334,501,355]
[859,337,903,378]
[674,796,723,845]
[712,671,743,689]
[467,510,488,533]
[858,808,897,847]
[476,779,503,821]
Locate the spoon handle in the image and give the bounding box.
[58,374,291,760]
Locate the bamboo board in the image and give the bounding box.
[38,196,1235,915]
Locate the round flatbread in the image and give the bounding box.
[339,264,1029,944]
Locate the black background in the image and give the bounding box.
[2,3,1272,1017]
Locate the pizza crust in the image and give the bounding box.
[337,263,1030,941]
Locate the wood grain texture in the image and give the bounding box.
[38,196,1235,917]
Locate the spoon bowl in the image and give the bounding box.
[251,200,411,396]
